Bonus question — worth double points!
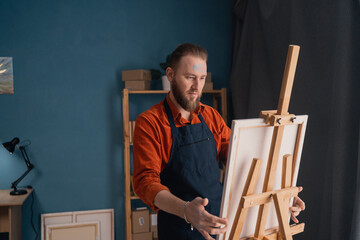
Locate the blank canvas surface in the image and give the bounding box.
[47,222,98,240]
[76,210,114,240]
[41,209,114,240]
[218,116,307,240]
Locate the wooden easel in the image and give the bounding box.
[229,45,305,240]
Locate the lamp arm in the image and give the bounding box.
[11,167,33,189]
[11,146,35,189]
[19,146,34,168]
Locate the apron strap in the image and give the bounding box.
[198,111,205,123]
[163,97,176,130]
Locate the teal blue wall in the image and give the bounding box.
[0,1,232,239]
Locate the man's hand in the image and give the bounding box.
[185,197,228,240]
[290,187,305,223]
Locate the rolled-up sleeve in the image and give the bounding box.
[132,113,169,210]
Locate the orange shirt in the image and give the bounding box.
[132,94,231,209]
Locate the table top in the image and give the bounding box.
[0,189,33,206]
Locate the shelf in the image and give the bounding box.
[130,195,140,200]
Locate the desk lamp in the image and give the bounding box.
[2,137,35,195]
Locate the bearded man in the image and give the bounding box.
[132,43,304,240]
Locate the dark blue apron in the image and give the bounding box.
[158,99,223,240]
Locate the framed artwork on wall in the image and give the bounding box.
[0,57,14,94]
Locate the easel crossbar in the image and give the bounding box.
[259,111,296,126]
[263,223,305,240]
[239,223,305,240]
[241,187,299,209]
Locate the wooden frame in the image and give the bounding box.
[218,116,307,240]
[46,222,99,240]
[41,209,114,240]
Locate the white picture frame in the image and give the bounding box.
[41,209,114,240]
[46,221,99,240]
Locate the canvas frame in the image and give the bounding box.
[218,116,308,240]
[46,221,99,240]
[41,209,114,240]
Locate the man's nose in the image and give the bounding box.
[191,78,200,90]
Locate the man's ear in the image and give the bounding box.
[166,67,175,83]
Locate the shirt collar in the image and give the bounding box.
[165,93,204,123]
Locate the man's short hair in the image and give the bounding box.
[169,43,208,70]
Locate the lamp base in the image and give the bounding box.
[10,189,28,195]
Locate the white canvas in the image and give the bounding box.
[218,116,308,240]
[41,213,73,240]
[46,222,99,240]
[41,209,114,240]
[75,209,114,240]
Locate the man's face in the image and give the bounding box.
[169,55,207,112]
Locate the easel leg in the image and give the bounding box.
[255,125,285,239]
[229,158,262,239]
[273,191,293,240]
[273,154,296,240]
[255,203,271,238]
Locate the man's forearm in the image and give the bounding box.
[154,190,186,220]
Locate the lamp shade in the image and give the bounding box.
[2,137,20,154]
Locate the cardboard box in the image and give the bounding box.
[132,209,150,233]
[125,80,151,90]
[150,211,157,234]
[122,69,151,81]
[132,232,152,240]
[206,72,212,82]
[203,82,213,91]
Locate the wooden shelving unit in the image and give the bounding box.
[122,88,227,240]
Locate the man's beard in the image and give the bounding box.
[171,79,201,112]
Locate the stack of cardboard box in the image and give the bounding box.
[132,208,152,240]
[122,69,152,90]
[203,72,213,90]
[132,208,158,240]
